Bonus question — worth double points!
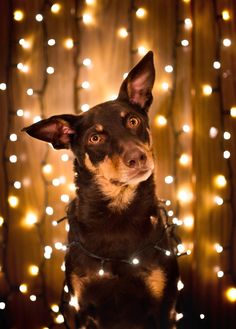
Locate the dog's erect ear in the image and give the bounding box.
[118,51,155,111]
[22,114,77,149]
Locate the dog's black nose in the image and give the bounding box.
[123,148,147,168]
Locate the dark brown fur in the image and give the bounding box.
[23,52,179,329]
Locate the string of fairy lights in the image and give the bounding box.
[0,0,236,327]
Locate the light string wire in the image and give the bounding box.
[212,0,236,285]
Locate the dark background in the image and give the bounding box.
[0,0,236,328]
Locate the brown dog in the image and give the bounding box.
[23,51,179,329]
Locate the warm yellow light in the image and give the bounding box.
[25,212,37,225]
[217,270,224,278]
[42,164,52,174]
[86,0,96,4]
[82,13,93,25]
[202,84,212,96]
[19,38,31,49]
[183,216,194,228]
[29,265,39,276]
[51,304,59,312]
[214,243,223,253]
[155,115,167,127]
[177,243,185,253]
[55,314,64,324]
[214,174,227,188]
[181,39,189,47]
[222,10,230,21]
[137,46,147,56]
[226,287,236,302]
[230,106,236,117]
[64,38,74,49]
[213,61,221,69]
[161,82,169,91]
[19,283,28,293]
[61,194,70,203]
[82,58,92,67]
[223,150,231,159]
[51,3,61,14]
[165,176,174,184]
[30,294,37,301]
[179,153,190,166]
[118,27,128,38]
[214,196,224,206]
[223,131,231,140]
[8,196,19,208]
[81,104,90,112]
[0,216,4,226]
[136,8,147,18]
[14,10,24,21]
[17,63,29,73]
[177,189,193,203]
[223,38,231,47]
[184,18,192,29]
[177,280,184,291]
[182,124,190,133]
[183,0,191,2]
[46,66,55,74]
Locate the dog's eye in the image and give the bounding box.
[88,134,103,144]
[127,116,141,128]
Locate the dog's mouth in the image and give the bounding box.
[110,167,153,186]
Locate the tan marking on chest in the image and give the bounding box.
[146,268,166,298]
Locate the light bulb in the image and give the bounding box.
[223,38,231,47]
[51,3,61,14]
[161,82,169,91]
[137,46,147,56]
[35,13,43,21]
[0,216,4,226]
[0,302,6,310]
[48,39,56,46]
[30,295,37,301]
[136,8,147,18]
[209,127,218,138]
[46,206,54,215]
[19,38,31,49]
[230,106,236,117]
[25,212,37,225]
[214,175,227,188]
[214,196,224,206]
[132,258,140,265]
[177,280,184,291]
[61,194,69,203]
[19,284,28,293]
[9,133,17,141]
[184,18,192,29]
[14,10,24,21]
[183,216,194,228]
[223,131,231,140]
[0,83,7,90]
[81,104,90,112]
[9,155,17,163]
[179,153,190,166]
[118,27,128,38]
[165,176,174,184]
[26,88,33,96]
[164,65,173,73]
[223,150,230,159]
[55,242,63,250]
[82,13,93,25]
[42,164,52,174]
[14,181,22,189]
[226,287,236,302]
[98,268,105,276]
[64,38,74,49]
[182,124,190,133]
[81,81,90,89]
[213,61,221,69]
[200,314,205,320]
[55,314,64,324]
[8,196,19,208]
[202,84,212,96]
[82,58,92,67]
[155,115,167,126]
[181,39,189,47]
[29,265,39,276]
[46,66,55,74]
[51,304,59,312]
[222,10,230,21]
[16,109,24,116]
[214,243,223,253]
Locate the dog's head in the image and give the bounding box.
[23,52,155,189]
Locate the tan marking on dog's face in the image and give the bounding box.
[146,128,153,147]
[146,268,166,298]
[84,146,154,210]
[120,111,126,118]
[95,124,104,132]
